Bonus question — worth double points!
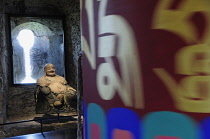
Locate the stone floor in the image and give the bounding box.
[0,112,79,138]
[4,128,77,139]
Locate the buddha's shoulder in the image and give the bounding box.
[37,76,47,82]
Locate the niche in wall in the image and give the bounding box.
[9,16,65,84]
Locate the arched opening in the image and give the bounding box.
[11,21,65,84]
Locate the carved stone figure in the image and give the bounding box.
[35,63,77,113]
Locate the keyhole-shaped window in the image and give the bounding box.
[17,29,36,83]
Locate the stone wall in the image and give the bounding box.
[0,0,9,124]
[2,0,81,118]
[7,85,36,116]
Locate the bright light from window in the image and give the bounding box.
[17,29,35,48]
[17,29,36,83]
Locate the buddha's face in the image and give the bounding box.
[44,64,56,77]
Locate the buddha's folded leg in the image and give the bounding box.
[64,90,77,106]
[40,86,63,107]
[57,94,64,102]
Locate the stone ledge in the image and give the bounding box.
[1,112,79,138]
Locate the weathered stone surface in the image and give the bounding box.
[0,130,5,139]
[0,93,3,101]
[7,85,37,116]
[0,101,2,112]
[0,115,3,124]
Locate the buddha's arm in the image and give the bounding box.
[66,84,76,92]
